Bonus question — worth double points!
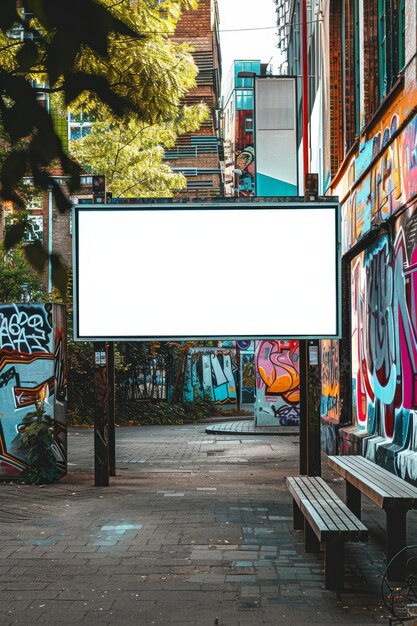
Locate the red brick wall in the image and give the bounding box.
[363,0,379,124]
[328,0,344,175]
[171,0,222,196]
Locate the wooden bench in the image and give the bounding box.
[286,475,368,590]
[328,455,417,580]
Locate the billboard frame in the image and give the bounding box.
[72,199,341,342]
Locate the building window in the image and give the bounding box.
[234,60,260,88]
[398,0,405,71]
[245,116,253,132]
[236,89,254,110]
[378,0,388,99]
[377,0,404,102]
[353,0,360,135]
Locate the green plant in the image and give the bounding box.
[14,397,60,485]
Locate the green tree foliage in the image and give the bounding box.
[0,0,199,292]
[70,104,208,198]
[0,241,43,301]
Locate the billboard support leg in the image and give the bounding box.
[299,340,308,475]
[107,342,116,477]
[94,343,110,487]
[299,339,321,477]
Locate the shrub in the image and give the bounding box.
[14,399,61,485]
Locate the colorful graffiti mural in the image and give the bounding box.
[338,110,417,252]
[0,303,67,479]
[235,110,255,196]
[320,340,340,421]
[320,340,341,455]
[254,340,300,426]
[235,145,255,196]
[351,205,417,481]
[183,348,237,405]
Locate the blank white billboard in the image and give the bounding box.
[73,202,340,341]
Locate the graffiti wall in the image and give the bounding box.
[254,340,300,426]
[0,303,67,479]
[350,204,417,481]
[320,340,341,454]
[183,347,238,405]
[321,340,341,421]
[335,101,417,253]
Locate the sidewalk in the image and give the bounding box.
[205,420,299,436]
[0,424,393,624]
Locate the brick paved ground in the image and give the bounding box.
[0,424,402,624]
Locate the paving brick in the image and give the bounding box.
[0,424,392,624]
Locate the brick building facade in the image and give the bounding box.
[280,0,417,481]
[167,0,223,197]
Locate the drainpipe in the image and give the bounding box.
[302,0,309,188]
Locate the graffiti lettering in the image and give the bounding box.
[0,305,52,354]
[351,211,417,481]
[364,238,396,407]
[0,303,66,480]
[0,366,20,389]
[255,340,300,426]
[184,348,237,405]
[320,340,340,421]
[340,113,417,252]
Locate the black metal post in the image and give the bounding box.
[107,342,116,477]
[93,343,110,486]
[299,340,308,475]
[235,343,241,412]
[307,339,321,476]
[346,482,361,519]
[386,508,407,581]
[299,339,321,477]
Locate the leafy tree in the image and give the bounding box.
[0,0,199,292]
[0,241,43,301]
[70,104,208,198]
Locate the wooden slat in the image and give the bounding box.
[328,456,417,509]
[301,477,365,533]
[328,456,394,506]
[298,477,356,533]
[288,478,338,533]
[334,455,410,496]
[341,456,417,499]
[289,478,366,541]
[286,476,368,542]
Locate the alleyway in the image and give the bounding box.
[0,425,394,624]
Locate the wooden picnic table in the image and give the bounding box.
[328,455,417,580]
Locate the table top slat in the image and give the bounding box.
[328,456,417,508]
[333,455,417,498]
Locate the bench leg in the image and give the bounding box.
[293,500,304,531]
[325,541,344,591]
[346,482,361,519]
[304,520,320,553]
[386,508,407,581]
